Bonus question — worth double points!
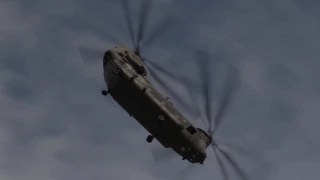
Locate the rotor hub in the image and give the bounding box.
[134,48,141,57]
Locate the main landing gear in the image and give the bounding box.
[146,135,154,143]
[101,90,108,96]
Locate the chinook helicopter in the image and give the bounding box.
[79,0,267,179]
[100,45,213,164]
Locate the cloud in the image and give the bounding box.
[1,0,320,180]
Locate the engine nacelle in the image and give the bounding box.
[124,53,147,76]
[103,46,147,76]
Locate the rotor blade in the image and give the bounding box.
[140,0,181,49]
[120,0,136,48]
[78,46,105,63]
[144,59,202,91]
[136,0,153,51]
[144,61,200,118]
[219,141,256,160]
[214,148,229,180]
[217,146,250,180]
[218,140,275,179]
[212,63,240,133]
[195,51,213,133]
[150,147,176,163]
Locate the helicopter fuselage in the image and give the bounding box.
[102,46,212,164]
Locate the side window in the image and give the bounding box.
[186,126,197,135]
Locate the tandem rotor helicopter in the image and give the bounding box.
[79,0,267,179]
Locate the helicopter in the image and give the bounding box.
[100,45,213,164]
[79,0,268,179]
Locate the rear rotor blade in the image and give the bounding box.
[196,51,240,134]
[212,63,240,133]
[214,148,229,180]
[78,46,105,63]
[217,146,250,180]
[120,0,136,48]
[195,51,213,133]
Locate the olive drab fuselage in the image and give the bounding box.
[103,46,212,164]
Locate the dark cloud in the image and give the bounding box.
[1,0,320,180]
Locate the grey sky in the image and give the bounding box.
[0,0,320,179]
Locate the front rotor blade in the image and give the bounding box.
[218,140,274,179]
[136,0,153,51]
[217,146,250,180]
[212,63,240,133]
[144,59,195,87]
[195,51,213,133]
[78,46,105,63]
[219,141,256,160]
[120,0,136,48]
[214,148,229,180]
[144,61,200,118]
[143,58,203,93]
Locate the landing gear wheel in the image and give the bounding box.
[146,135,154,143]
[101,90,108,96]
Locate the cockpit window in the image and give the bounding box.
[186,126,197,135]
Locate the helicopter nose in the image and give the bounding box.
[192,140,207,163]
[194,151,207,164]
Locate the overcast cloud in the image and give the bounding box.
[0,0,320,180]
